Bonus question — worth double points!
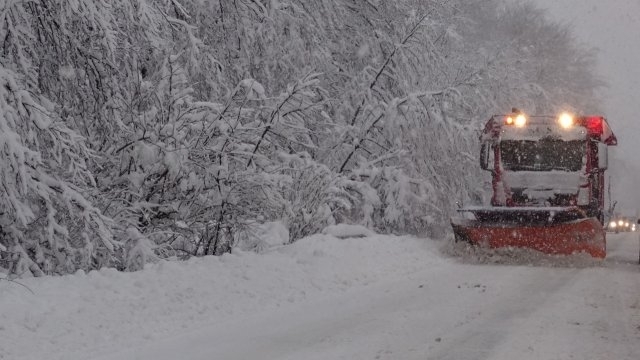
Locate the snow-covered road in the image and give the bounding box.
[95,234,640,360]
[3,231,640,360]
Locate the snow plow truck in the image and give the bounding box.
[451,109,617,258]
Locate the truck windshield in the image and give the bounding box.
[500,139,585,171]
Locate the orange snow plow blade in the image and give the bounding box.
[451,207,606,259]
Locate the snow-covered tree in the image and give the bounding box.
[0,66,115,275]
[0,0,604,274]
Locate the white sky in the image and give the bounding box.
[529,0,640,215]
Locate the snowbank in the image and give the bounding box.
[321,223,374,238]
[0,232,445,360]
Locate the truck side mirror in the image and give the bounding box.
[597,142,608,170]
[480,142,493,170]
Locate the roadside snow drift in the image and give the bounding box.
[0,231,444,360]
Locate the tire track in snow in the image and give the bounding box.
[425,267,581,360]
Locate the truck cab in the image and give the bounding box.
[479,111,617,224]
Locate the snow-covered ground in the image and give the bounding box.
[2,228,640,360]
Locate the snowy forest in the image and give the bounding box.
[0,0,602,276]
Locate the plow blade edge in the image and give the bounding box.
[451,208,606,258]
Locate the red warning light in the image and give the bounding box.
[584,116,603,135]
